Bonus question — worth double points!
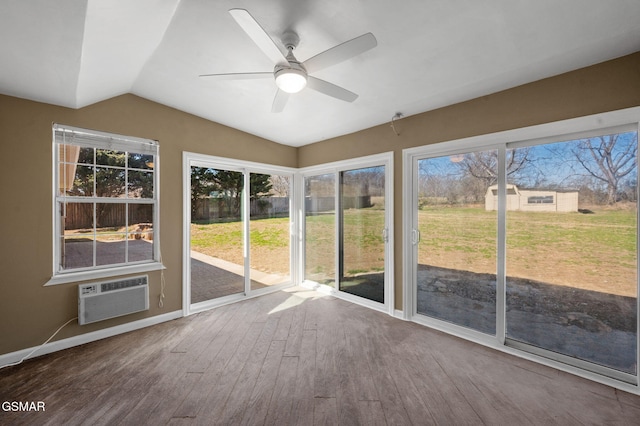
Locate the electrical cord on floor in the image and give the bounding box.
[0,317,78,370]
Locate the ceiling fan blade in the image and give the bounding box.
[307,77,358,102]
[271,89,290,113]
[303,33,377,74]
[199,72,272,80]
[229,9,289,66]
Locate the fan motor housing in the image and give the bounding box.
[281,31,300,50]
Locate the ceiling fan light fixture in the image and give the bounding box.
[205,9,378,111]
[275,68,307,93]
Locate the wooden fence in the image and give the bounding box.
[63,203,152,230]
[193,197,291,221]
[193,195,376,222]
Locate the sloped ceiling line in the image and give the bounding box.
[76,0,182,108]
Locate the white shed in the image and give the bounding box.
[485,184,578,212]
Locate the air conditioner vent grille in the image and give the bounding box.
[101,276,147,292]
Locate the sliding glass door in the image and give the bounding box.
[407,111,639,384]
[249,173,291,289]
[505,133,637,379]
[339,166,387,304]
[189,166,245,303]
[303,153,393,311]
[414,152,497,334]
[304,173,336,287]
[184,154,294,312]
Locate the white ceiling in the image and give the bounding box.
[2,0,639,147]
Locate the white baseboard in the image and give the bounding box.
[0,310,183,368]
[393,309,406,319]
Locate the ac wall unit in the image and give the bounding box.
[78,275,149,325]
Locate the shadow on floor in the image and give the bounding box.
[339,273,385,303]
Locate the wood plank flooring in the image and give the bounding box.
[2,287,640,425]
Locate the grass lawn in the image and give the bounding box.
[419,205,637,296]
[191,204,637,297]
[191,217,290,275]
[304,213,335,282]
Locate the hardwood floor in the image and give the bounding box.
[2,287,640,425]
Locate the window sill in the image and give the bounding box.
[45,263,165,286]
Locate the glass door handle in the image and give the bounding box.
[382,227,389,243]
[411,229,421,245]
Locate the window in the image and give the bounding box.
[49,124,161,284]
[527,195,553,204]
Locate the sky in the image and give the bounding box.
[418,131,638,193]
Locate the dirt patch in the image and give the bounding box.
[418,264,637,374]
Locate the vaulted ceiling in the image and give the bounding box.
[2,0,639,146]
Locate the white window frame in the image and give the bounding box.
[47,124,163,286]
[403,106,640,393]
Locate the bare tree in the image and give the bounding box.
[459,148,531,187]
[572,134,637,205]
[269,175,290,197]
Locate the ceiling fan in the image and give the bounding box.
[200,8,377,112]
